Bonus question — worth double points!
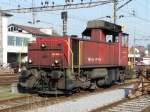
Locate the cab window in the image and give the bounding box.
[122,34,128,47]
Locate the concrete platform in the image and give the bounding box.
[25,85,133,112]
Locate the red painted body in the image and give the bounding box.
[28,37,70,67]
[79,39,127,66]
[28,30,128,68]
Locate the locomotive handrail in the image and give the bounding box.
[19,41,26,72]
[65,40,74,73]
[78,41,81,74]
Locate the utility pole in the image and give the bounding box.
[0,12,2,64]
[133,29,136,69]
[113,0,133,24]
[113,0,117,24]
[32,0,36,24]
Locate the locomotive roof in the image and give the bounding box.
[82,20,122,36]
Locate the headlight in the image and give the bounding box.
[41,43,46,48]
[28,59,32,63]
[54,60,59,64]
[51,63,55,67]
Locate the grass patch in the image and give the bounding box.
[0,84,11,89]
[0,84,30,100]
[0,92,30,100]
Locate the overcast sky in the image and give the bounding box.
[0,0,150,47]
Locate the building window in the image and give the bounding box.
[8,28,11,31]
[16,37,23,46]
[8,36,15,46]
[8,36,29,46]
[23,38,29,46]
[11,27,14,31]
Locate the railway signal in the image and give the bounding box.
[61,11,68,36]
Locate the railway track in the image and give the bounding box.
[0,79,137,112]
[0,95,48,112]
[99,94,150,112]
[0,94,71,112]
[0,74,18,84]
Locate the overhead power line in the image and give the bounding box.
[117,0,133,11]
[2,0,112,13]
[112,0,133,24]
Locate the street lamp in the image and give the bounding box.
[35,20,53,28]
[28,19,53,28]
[97,16,111,20]
[119,15,124,19]
[96,15,124,22]
[27,21,33,24]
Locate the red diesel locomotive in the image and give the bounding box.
[18,20,128,94]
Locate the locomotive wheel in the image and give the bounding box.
[96,79,105,87]
[17,82,37,93]
[19,70,31,82]
[89,81,97,91]
[18,69,43,93]
[30,69,39,78]
[119,73,125,83]
[17,83,28,93]
[80,81,91,90]
[104,75,112,86]
[78,75,91,90]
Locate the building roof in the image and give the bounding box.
[9,24,48,36]
[0,12,12,17]
[8,24,60,36]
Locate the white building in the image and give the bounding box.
[7,24,58,67]
[0,12,59,67]
[142,57,150,65]
[142,50,150,65]
[7,31,33,66]
[0,13,60,67]
[0,12,12,66]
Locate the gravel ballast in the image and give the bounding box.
[25,85,133,112]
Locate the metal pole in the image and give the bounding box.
[0,12,3,64]
[32,0,36,24]
[113,0,117,24]
[133,28,136,69]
